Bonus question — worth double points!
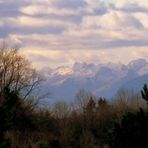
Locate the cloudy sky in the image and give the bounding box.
[0,0,148,69]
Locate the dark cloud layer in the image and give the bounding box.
[53,0,87,9]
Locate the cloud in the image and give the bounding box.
[115,0,148,13]
[8,16,75,28]
[0,0,148,68]
[133,12,148,28]
[21,46,148,69]
[81,10,143,30]
[52,0,86,9]
[20,6,76,16]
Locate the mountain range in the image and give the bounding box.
[38,59,148,102]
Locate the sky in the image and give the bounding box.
[0,0,148,69]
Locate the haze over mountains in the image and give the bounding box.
[39,58,148,102]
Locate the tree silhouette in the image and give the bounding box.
[0,44,42,99]
[108,109,148,148]
[0,87,20,147]
[97,97,107,108]
[0,43,42,147]
[141,84,148,105]
[84,97,96,114]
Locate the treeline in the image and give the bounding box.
[0,45,148,148]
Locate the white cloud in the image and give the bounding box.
[137,0,148,7]
[116,0,132,8]
[1,15,75,29]
[81,11,138,30]
[20,5,84,16]
[133,12,148,28]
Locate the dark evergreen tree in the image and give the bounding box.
[97,97,108,108]
[0,87,20,147]
[84,97,96,114]
[141,84,148,105]
[108,108,148,148]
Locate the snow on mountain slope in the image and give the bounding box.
[49,66,73,77]
[40,59,148,102]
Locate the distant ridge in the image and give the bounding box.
[39,59,148,102]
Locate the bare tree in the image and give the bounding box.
[52,101,70,119]
[0,43,42,99]
[74,89,96,113]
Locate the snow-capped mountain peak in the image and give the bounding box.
[49,66,73,77]
[40,59,148,101]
